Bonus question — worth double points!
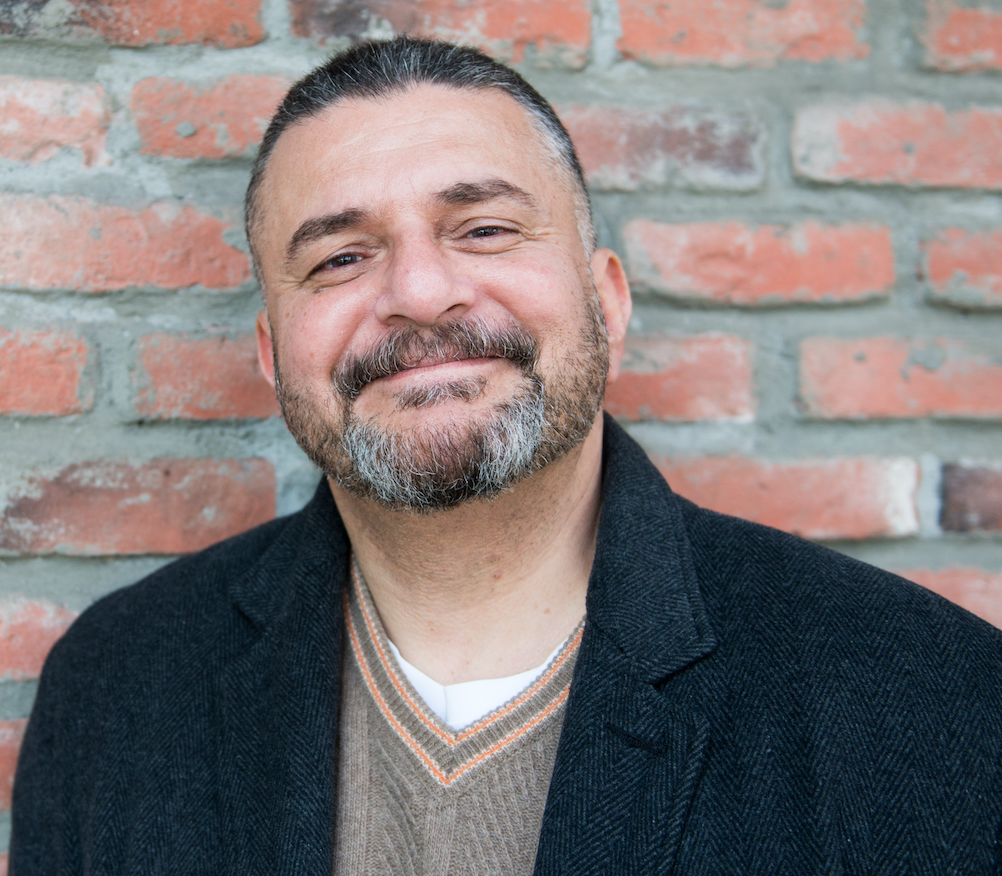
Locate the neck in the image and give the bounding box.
[330,416,604,685]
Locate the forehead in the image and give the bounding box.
[255,84,569,243]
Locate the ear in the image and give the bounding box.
[256,309,276,388]
[590,248,632,383]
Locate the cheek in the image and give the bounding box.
[483,256,583,329]
[272,295,361,385]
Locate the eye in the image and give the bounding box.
[468,225,506,238]
[324,252,362,268]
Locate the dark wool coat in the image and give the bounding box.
[11,418,1002,874]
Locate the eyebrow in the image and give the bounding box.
[435,179,537,209]
[285,208,369,265]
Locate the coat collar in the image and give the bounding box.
[587,414,717,683]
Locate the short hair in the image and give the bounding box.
[244,36,595,274]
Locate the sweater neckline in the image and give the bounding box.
[345,559,584,787]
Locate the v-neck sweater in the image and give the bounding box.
[333,565,583,875]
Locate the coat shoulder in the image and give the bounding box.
[44,507,305,683]
[675,494,1002,690]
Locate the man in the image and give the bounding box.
[11,37,1002,874]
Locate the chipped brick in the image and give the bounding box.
[0,459,276,555]
[604,333,754,421]
[0,194,250,292]
[655,455,919,540]
[624,219,894,304]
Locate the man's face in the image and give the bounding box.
[253,84,628,510]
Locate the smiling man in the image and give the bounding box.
[11,37,1002,875]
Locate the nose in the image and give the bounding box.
[375,233,476,326]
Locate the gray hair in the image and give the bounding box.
[244,36,595,273]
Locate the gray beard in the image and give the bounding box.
[337,373,547,509]
[274,305,608,513]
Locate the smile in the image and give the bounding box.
[380,356,499,385]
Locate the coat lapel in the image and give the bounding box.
[534,418,717,875]
[216,484,350,875]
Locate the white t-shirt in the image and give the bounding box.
[387,638,567,731]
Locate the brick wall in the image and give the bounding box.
[1,0,1001,857]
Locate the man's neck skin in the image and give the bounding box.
[330,415,604,686]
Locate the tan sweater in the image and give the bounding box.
[333,565,583,876]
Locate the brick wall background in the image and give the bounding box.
[1,0,1002,860]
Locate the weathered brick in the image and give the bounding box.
[898,568,1002,629]
[0,719,26,811]
[0,598,77,681]
[135,333,280,420]
[604,333,754,422]
[0,76,108,166]
[131,75,289,160]
[654,456,919,540]
[0,194,250,292]
[617,0,868,67]
[941,463,1002,533]
[290,0,591,66]
[794,101,1002,189]
[0,328,90,416]
[923,0,1002,72]
[800,337,1002,419]
[923,228,1002,309]
[0,0,263,47]
[0,459,276,556]
[623,219,894,305]
[559,105,764,192]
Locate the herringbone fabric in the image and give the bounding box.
[10,416,1002,874]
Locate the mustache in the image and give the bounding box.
[331,320,539,400]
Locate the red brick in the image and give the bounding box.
[559,105,764,191]
[135,333,280,420]
[290,0,591,66]
[794,101,1002,189]
[604,333,754,422]
[923,228,1002,308]
[0,194,250,292]
[0,77,108,166]
[897,568,1002,630]
[0,0,263,47]
[0,719,26,811]
[923,0,1002,72]
[624,219,894,305]
[800,337,1002,419]
[131,75,289,160]
[0,459,276,555]
[617,0,868,67]
[654,456,919,540]
[0,599,77,681]
[0,328,90,417]
[941,463,1002,533]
